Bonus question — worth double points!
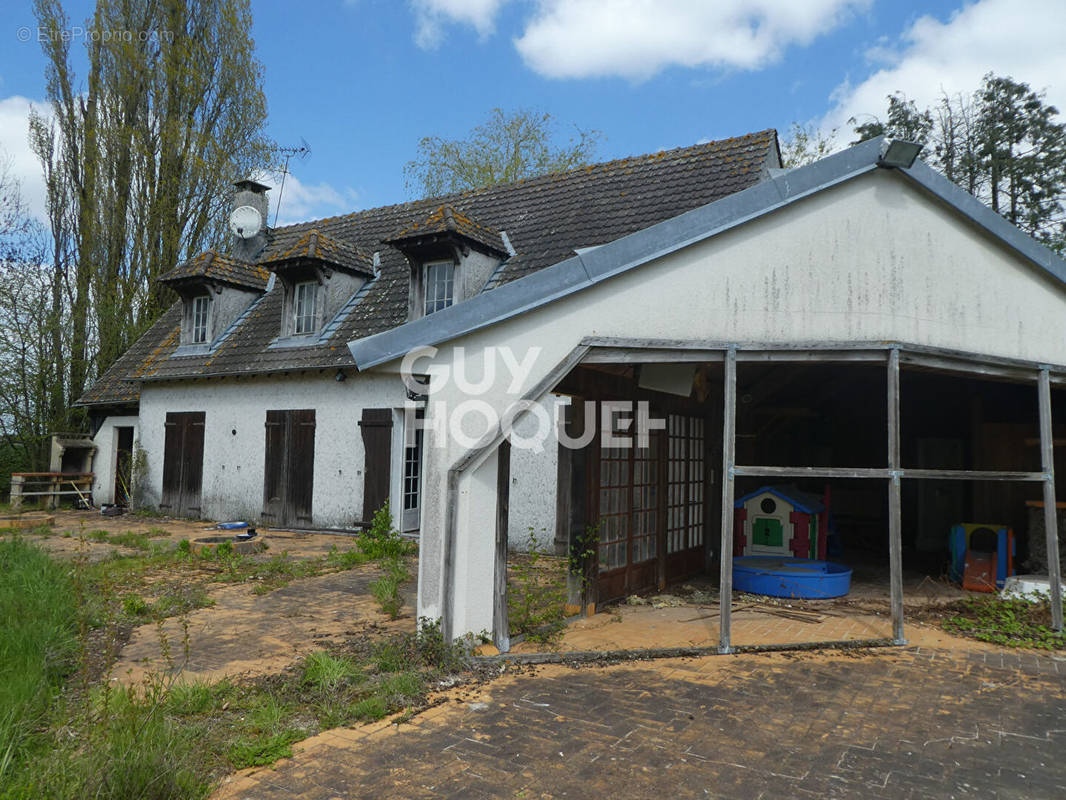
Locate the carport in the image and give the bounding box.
[537,338,1066,653]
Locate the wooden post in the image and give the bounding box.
[718,348,737,654]
[493,441,512,652]
[1038,368,1064,631]
[887,348,906,644]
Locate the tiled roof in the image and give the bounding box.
[78,130,778,406]
[264,228,376,277]
[385,205,508,256]
[160,249,270,291]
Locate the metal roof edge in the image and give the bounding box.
[897,159,1066,287]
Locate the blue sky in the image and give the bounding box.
[2,0,1064,226]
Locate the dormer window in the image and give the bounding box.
[383,205,509,323]
[293,281,319,335]
[424,260,454,316]
[191,295,211,344]
[159,249,270,355]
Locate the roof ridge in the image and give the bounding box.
[268,129,777,236]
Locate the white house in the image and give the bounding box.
[79,130,782,551]
[83,131,1065,651]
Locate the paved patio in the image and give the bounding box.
[213,644,1066,799]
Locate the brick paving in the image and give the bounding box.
[514,603,895,653]
[213,645,1066,800]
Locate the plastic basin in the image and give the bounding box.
[733,556,852,599]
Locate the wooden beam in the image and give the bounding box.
[888,348,905,644]
[718,347,737,654]
[1038,368,1064,631]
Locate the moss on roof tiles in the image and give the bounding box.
[79,130,776,405]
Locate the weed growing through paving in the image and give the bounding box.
[508,527,568,646]
[942,593,1066,649]
[358,501,415,560]
[371,557,410,618]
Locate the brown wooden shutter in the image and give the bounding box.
[182,414,206,513]
[360,408,393,521]
[290,410,316,525]
[160,415,182,510]
[262,411,285,522]
[160,412,206,516]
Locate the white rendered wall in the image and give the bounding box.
[406,169,1066,636]
[90,415,138,506]
[136,373,409,527]
[506,393,559,552]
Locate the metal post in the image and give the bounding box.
[493,442,512,652]
[1038,368,1064,631]
[718,348,737,654]
[887,348,906,644]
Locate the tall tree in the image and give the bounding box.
[30,0,274,405]
[404,108,601,198]
[852,75,1066,250]
[780,122,838,168]
[0,154,64,475]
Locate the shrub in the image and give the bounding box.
[357,501,413,560]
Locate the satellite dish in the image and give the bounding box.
[229,205,263,239]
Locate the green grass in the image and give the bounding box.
[370,557,409,619]
[0,531,454,797]
[227,730,304,769]
[301,651,361,692]
[0,538,78,786]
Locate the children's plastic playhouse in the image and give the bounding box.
[734,485,829,560]
[948,523,1015,592]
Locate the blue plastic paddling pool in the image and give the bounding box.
[733,557,852,599]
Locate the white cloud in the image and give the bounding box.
[825,0,1066,136]
[410,0,507,49]
[513,0,871,81]
[0,95,50,224]
[257,171,360,228]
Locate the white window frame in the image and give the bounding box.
[423,260,454,316]
[191,295,210,344]
[293,281,318,335]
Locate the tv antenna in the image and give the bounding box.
[273,138,312,226]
